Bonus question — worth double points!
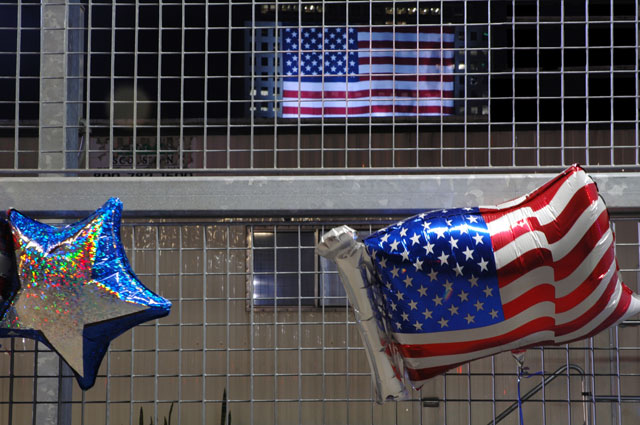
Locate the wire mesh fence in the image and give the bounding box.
[0,0,638,172]
[0,0,639,424]
[0,217,638,425]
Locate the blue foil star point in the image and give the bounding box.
[0,198,171,390]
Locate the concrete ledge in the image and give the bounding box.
[0,172,638,217]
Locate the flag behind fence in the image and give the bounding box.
[281,26,455,118]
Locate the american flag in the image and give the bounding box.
[362,165,640,388]
[281,26,454,118]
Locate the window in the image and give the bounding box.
[250,228,347,307]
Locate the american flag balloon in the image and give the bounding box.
[317,165,640,401]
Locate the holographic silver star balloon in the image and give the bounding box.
[0,198,171,390]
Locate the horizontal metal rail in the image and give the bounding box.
[592,396,640,402]
[0,172,639,217]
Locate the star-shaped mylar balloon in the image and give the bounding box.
[0,198,172,390]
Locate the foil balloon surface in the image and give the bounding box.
[0,219,19,321]
[0,198,172,390]
[317,165,640,402]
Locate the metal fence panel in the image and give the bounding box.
[1,217,639,425]
[0,0,638,173]
[1,1,640,424]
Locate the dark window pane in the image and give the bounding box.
[252,231,320,307]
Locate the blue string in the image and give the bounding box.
[517,366,544,425]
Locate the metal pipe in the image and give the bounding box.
[487,364,587,425]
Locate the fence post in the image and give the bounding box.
[36,0,82,423]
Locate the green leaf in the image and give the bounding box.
[167,402,174,425]
[220,389,227,425]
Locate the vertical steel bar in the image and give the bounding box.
[343,1,349,170]
[273,224,278,425]
[14,0,21,170]
[345,227,350,425]
[584,0,589,166]
[80,383,85,425]
[366,1,373,170]
[414,5,420,169]
[633,2,640,165]
[609,0,614,165]
[608,223,617,424]
[541,347,546,425]
[225,224,231,424]
[8,338,15,425]
[565,344,571,424]
[321,224,326,425]
[467,364,471,425]
[442,374,447,425]
[589,337,597,425]
[535,0,540,167]
[179,0,186,170]
[362,2,376,168]
[105,323,111,424]
[391,1,396,168]
[154,225,160,424]
[446,0,450,169]
[296,0,302,170]
[462,1,468,168]
[109,0,116,170]
[614,326,622,424]
[510,0,516,167]
[202,225,207,425]
[487,0,492,167]
[203,0,209,170]
[129,226,136,425]
[252,0,258,168]
[56,361,72,424]
[132,2,139,170]
[32,343,37,425]
[226,2,232,169]
[491,355,496,424]
[274,2,280,169]
[440,1,446,169]
[560,1,565,165]
[248,225,254,425]
[85,0,93,170]
[155,0,162,170]
[297,226,302,425]
[178,225,184,423]
[295,2,301,170]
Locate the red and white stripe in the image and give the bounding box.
[282,27,454,118]
[392,165,640,388]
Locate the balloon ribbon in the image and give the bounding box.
[517,366,544,425]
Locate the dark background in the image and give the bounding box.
[0,0,637,126]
